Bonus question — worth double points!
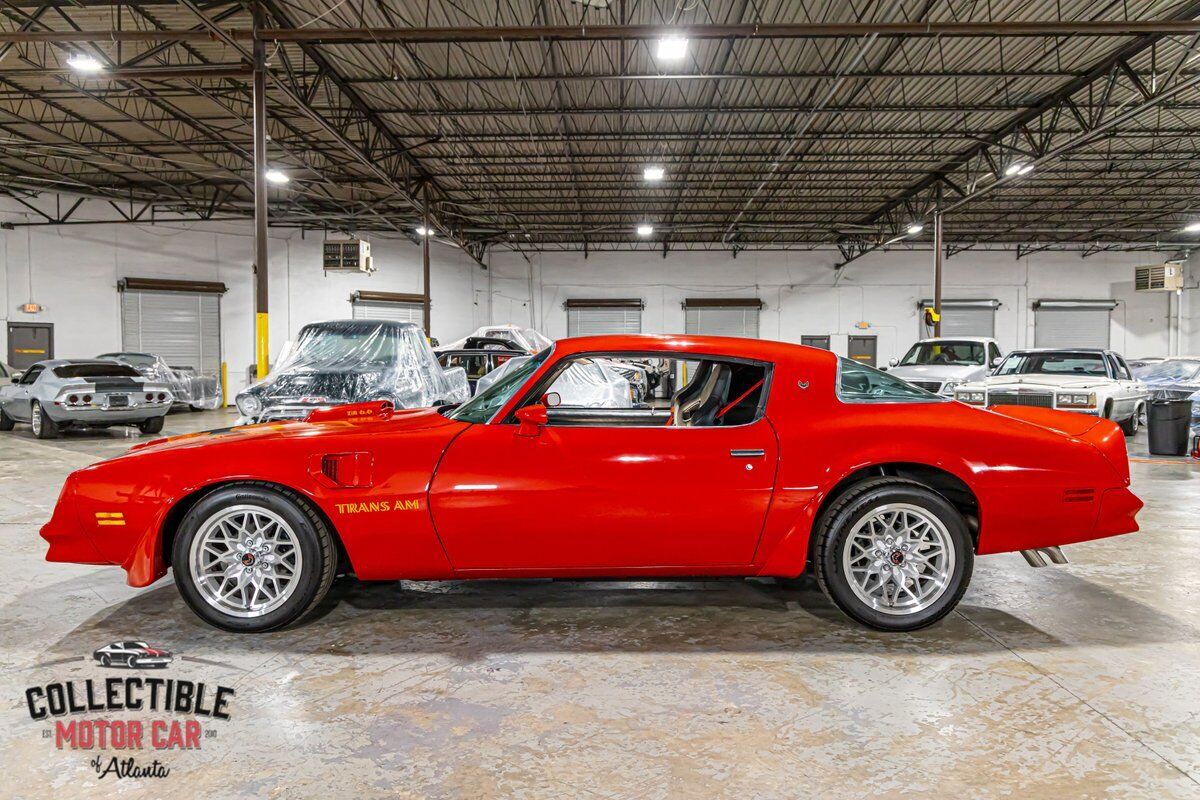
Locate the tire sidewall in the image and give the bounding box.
[819,484,973,631]
[171,486,328,633]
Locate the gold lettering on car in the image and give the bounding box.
[335,499,420,514]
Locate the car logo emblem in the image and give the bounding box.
[797,380,810,390]
[241,552,256,566]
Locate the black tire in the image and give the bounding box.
[100,654,111,668]
[32,401,59,439]
[813,478,973,632]
[171,484,337,633]
[1119,405,1141,436]
[138,416,165,435]
[188,404,203,412]
[0,408,13,431]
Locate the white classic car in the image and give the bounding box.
[884,337,1003,396]
[954,348,1147,434]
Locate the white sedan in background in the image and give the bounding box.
[954,348,1147,435]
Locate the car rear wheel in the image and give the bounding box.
[99,654,111,667]
[31,401,59,439]
[814,478,973,632]
[1119,404,1142,436]
[171,484,336,633]
[138,416,164,435]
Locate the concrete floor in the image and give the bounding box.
[1,409,1198,799]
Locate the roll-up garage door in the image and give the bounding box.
[119,278,223,374]
[919,299,999,338]
[1033,300,1116,348]
[351,291,424,325]
[683,298,762,337]
[565,299,643,337]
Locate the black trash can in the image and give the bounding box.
[1147,399,1192,456]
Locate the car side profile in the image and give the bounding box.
[93,640,173,668]
[42,335,1141,634]
[0,359,173,439]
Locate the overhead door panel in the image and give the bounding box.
[121,289,220,374]
[1034,301,1115,348]
[566,301,643,337]
[352,299,423,325]
[919,299,998,338]
[684,304,760,337]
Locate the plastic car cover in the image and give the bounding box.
[1133,359,1200,401]
[476,356,632,407]
[242,321,469,414]
[101,353,223,410]
[437,324,553,354]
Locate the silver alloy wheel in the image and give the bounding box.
[187,504,303,619]
[842,502,956,616]
[30,402,41,436]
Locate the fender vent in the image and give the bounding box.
[309,452,373,488]
[1063,488,1095,503]
[320,455,341,483]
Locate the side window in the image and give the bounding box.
[19,366,42,385]
[526,354,770,428]
[837,358,943,403]
[1113,355,1132,381]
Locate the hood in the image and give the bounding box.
[887,364,985,381]
[243,368,394,404]
[979,374,1111,390]
[121,405,461,460]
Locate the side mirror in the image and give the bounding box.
[10,372,22,383]
[991,356,1003,367]
[515,403,548,437]
[888,358,899,367]
[543,391,562,408]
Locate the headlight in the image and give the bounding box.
[1056,392,1096,408]
[939,380,961,396]
[236,394,261,416]
[955,390,986,405]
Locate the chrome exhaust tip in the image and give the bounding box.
[1020,546,1068,568]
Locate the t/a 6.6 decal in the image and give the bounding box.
[21,641,237,782]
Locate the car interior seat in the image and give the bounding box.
[671,361,712,424]
[687,365,733,427]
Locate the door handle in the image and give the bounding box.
[729,449,765,458]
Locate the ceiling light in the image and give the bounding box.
[264,169,289,184]
[66,54,104,73]
[415,226,431,236]
[1183,221,1200,233]
[1005,162,1034,176]
[906,222,924,235]
[656,36,688,61]
[636,224,654,236]
[643,165,665,181]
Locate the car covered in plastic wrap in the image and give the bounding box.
[437,324,553,354]
[1132,357,1200,402]
[476,355,633,408]
[98,352,221,411]
[235,320,468,424]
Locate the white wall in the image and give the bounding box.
[0,197,486,397]
[485,246,1195,364]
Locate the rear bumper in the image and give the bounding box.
[1094,486,1143,537]
[47,406,169,424]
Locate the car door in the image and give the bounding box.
[429,367,779,572]
[1106,353,1138,417]
[3,365,42,421]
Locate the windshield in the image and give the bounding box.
[995,352,1108,376]
[54,363,140,379]
[290,324,410,367]
[1135,360,1200,383]
[449,347,552,423]
[899,341,985,367]
[837,358,944,403]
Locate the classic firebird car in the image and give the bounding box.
[93,640,173,669]
[41,335,1142,634]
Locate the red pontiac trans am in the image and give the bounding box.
[41,335,1142,633]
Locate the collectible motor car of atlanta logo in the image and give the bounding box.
[22,642,235,780]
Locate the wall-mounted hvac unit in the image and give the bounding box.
[1134,261,1183,292]
[323,239,374,275]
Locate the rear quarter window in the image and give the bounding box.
[837,358,944,403]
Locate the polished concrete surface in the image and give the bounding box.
[0,409,1198,798]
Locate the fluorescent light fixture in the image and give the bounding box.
[643,165,665,181]
[1005,162,1034,176]
[636,224,654,236]
[1183,221,1200,233]
[264,169,289,184]
[415,226,431,236]
[66,54,104,73]
[656,36,688,61]
[906,222,924,235]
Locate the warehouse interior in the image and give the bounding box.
[1,1,1199,797]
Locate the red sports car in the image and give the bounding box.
[41,335,1142,633]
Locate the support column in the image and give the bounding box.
[422,185,432,336]
[252,4,270,380]
[933,210,944,338]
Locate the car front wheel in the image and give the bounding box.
[171,484,336,633]
[814,478,973,632]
